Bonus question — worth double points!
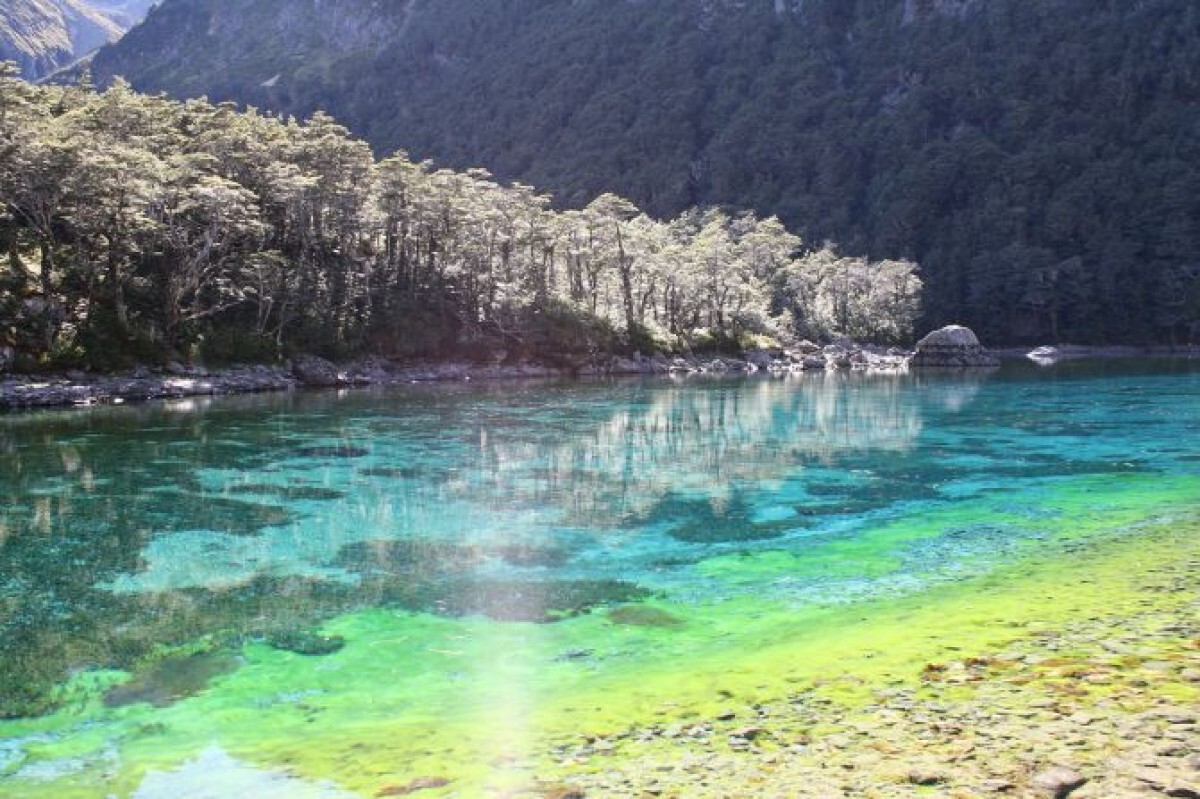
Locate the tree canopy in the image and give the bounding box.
[0,70,920,370]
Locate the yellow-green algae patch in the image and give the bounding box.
[3,475,1198,798]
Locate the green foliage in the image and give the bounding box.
[0,68,918,370]
[89,0,1200,344]
[197,327,278,366]
[779,247,923,344]
[517,299,619,363]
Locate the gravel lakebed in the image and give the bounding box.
[459,529,1200,799]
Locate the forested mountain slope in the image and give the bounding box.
[83,0,1200,343]
[0,0,151,80]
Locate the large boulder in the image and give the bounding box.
[291,355,344,387]
[743,349,775,370]
[910,325,1000,368]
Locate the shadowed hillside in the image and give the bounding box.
[63,0,1200,342]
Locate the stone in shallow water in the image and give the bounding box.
[227,483,346,501]
[292,355,344,388]
[131,492,297,536]
[491,542,572,568]
[294,445,370,459]
[359,466,425,478]
[336,538,569,573]
[103,650,240,708]
[1030,766,1087,798]
[906,766,949,785]
[376,776,452,796]
[642,493,792,544]
[606,605,686,628]
[910,324,1000,368]
[266,630,346,656]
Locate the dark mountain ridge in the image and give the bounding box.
[89,0,1200,343]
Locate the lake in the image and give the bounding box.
[1,360,1198,797]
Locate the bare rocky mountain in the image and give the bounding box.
[0,0,153,80]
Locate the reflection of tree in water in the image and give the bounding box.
[0,373,979,718]
[477,373,934,526]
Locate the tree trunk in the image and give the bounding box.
[38,238,56,351]
[615,224,636,336]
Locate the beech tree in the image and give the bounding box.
[780,245,922,344]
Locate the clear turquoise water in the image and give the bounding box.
[1,360,1198,796]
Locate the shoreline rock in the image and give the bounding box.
[995,343,1200,362]
[291,354,345,387]
[910,324,1001,368]
[0,365,296,410]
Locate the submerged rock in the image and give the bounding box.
[104,650,241,708]
[910,325,1000,368]
[606,605,686,628]
[227,484,346,501]
[294,445,370,459]
[375,776,452,796]
[265,630,346,656]
[906,766,950,786]
[419,579,651,622]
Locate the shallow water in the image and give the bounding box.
[0,360,1198,796]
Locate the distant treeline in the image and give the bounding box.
[0,69,919,370]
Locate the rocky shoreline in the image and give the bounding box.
[0,343,916,411]
[2,333,1197,412]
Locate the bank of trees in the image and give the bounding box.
[0,69,921,369]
